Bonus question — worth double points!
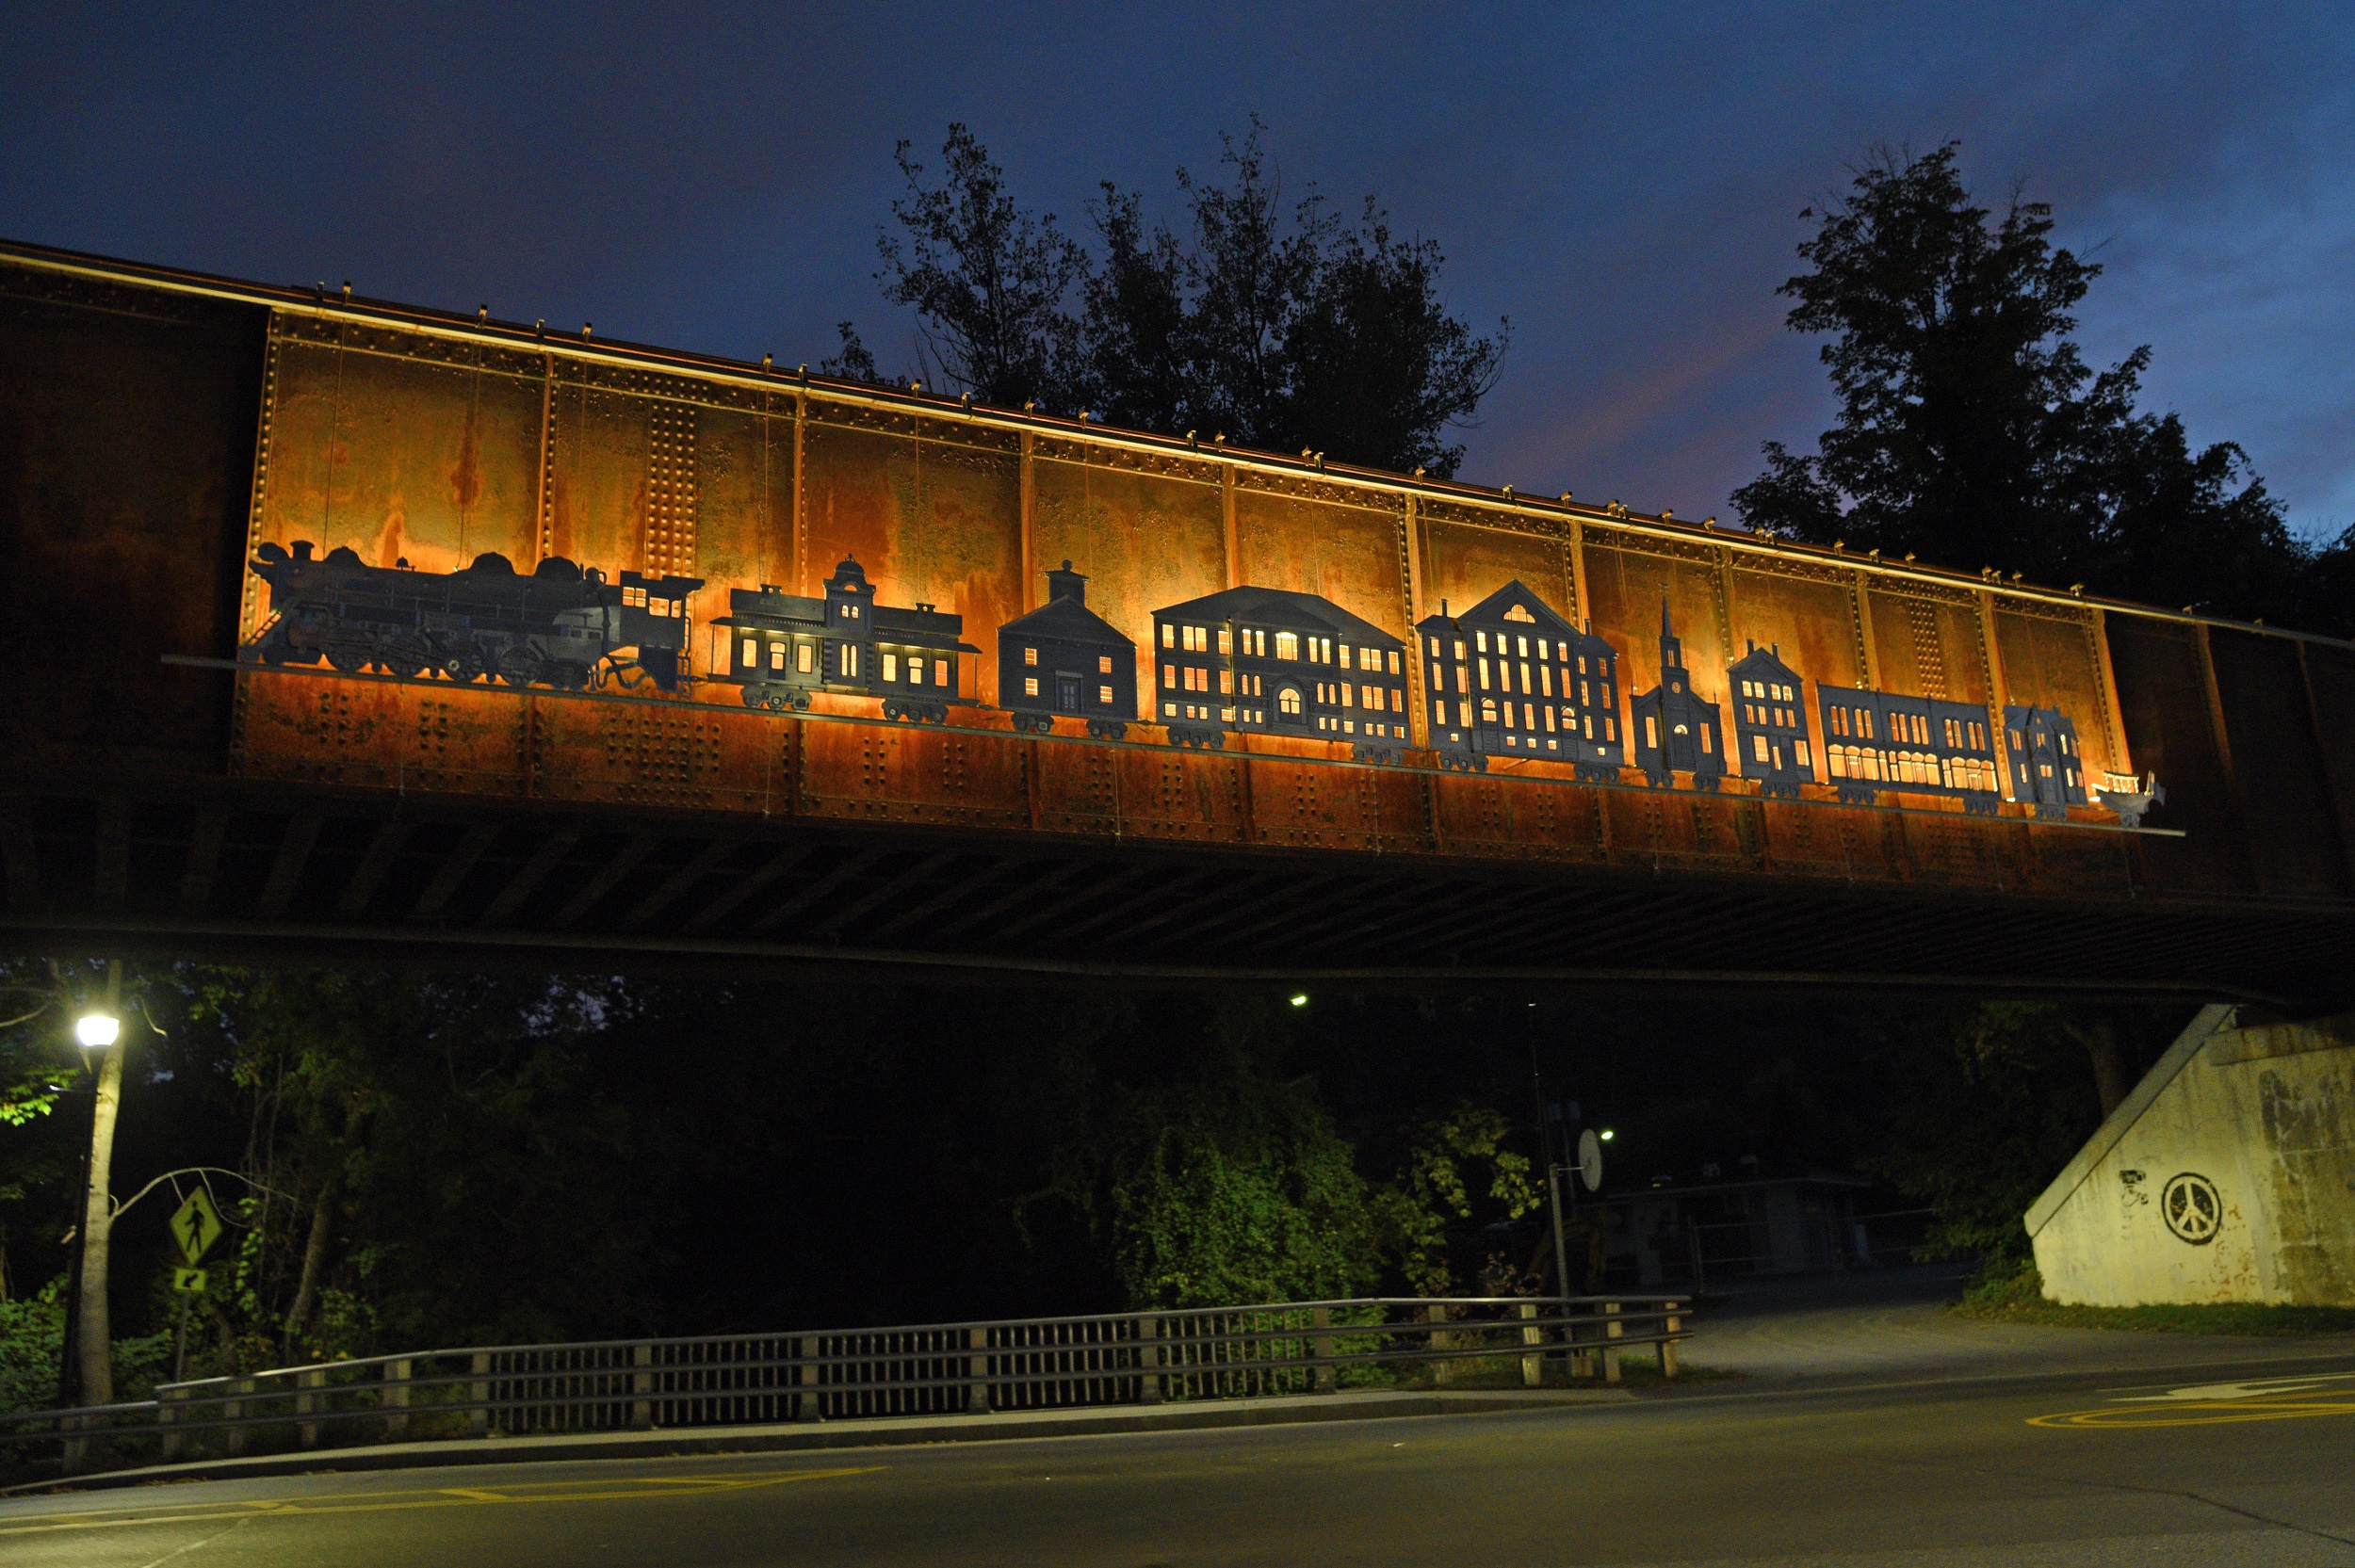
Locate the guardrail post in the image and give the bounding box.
[384,1359,411,1439]
[57,1411,85,1475]
[795,1335,821,1422]
[1602,1301,1622,1384]
[1425,1302,1451,1388]
[1659,1300,1682,1379]
[225,1378,253,1455]
[1519,1302,1542,1387]
[1135,1316,1161,1405]
[297,1367,326,1448]
[629,1343,654,1431]
[468,1352,491,1437]
[1310,1306,1335,1394]
[967,1326,992,1413]
[158,1385,184,1462]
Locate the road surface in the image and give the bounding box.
[6,1272,2351,1565]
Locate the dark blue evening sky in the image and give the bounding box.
[4,3,2347,540]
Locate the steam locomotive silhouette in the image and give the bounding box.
[245,541,704,691]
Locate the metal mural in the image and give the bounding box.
[226,302,2184,895]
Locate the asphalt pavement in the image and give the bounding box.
[5,1269,2350,1566]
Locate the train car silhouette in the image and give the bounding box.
[714,556,977,722]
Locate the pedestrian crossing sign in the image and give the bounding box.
[170,1188,223,1265]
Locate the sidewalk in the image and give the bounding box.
[14,1386,1632,1495]
[1688,1262,2355,1386]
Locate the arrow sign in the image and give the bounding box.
[169,1188,223,1266]
[171,1267,208,1295]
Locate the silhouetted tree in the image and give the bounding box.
[1734,142,2349,633]
[859,120,1507,476]
[873,124,1088,408]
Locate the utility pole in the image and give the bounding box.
[58,962,124,1407]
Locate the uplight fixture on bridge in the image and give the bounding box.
[74,1012,120,1049]
[1289,994,1308,1008]
[1598,1128,1615,1142]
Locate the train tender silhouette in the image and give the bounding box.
[714,556,977,722]
[244,540,704,690]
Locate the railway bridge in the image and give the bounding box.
[3,240,2351,1007]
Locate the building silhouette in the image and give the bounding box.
[2005,703,2089,816]
[1817,685,2004,812]
[1150,586,1410,762]
[996,561,1137,737]
[1727,641,1814,799]
[1630,601,1725,789]
[1416,580,1622,775]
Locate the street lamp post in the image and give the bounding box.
[56,963,123,1408]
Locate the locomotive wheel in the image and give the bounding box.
[324,642,369,673]
[442,652,484,684]
[742,686,769,709]
[792,693,811,712]
[763,691,789,713]
[382,639,431,678]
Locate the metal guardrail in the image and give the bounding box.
[1,1294,1691,1478]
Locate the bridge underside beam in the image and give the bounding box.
[0,774,2343,1008]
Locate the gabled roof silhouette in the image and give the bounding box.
[1153,585,1403,648]
[1000,593,1134,644]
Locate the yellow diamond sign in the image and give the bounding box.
[169,1188,223,1266]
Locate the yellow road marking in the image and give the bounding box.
[0,1464,885,1537]
[2032,1390,2355,1430]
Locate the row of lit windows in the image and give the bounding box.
[1424,631,1604,672]
[1747,733,1815,768]
[742,638,818,675]
[1158,622,1404,673]
[881,652,950,686]
[1426,698,1618,743]
[1827,746,1998,791]
[1738,677,1794,703]
[1742,702,1800,730]
[1641,716,1716,754]
[1166,664,1225,693]
[2015,726,2075,756]
[1312,716,1405,736]
[1311,681,1403,712]
[1020,645,1117,675]
[621,586,687,616]
[1026,677,1118,704]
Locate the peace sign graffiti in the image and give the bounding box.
[2161,1172,2221,1245]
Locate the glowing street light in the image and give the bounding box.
[1289,994,1309,1007]
[74,1013,120,1049]
[1598,1128,1616,1142]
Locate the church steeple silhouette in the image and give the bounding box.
[1630,595,1724,789]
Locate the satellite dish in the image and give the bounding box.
[1577,1128,1604,1192]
